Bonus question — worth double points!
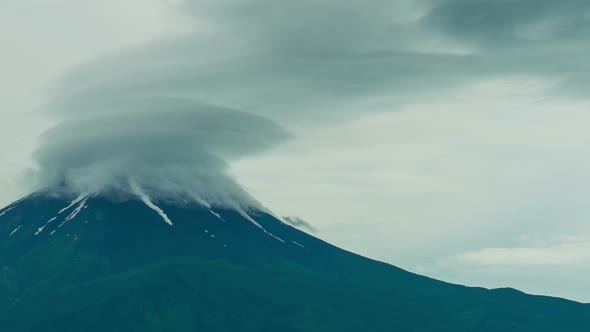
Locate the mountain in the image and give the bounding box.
[0,192,589,331]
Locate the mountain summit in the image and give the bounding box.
[0,192,589,331]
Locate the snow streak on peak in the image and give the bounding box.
[239,210,285,243]
[58,193,90,214]
[34,217,57,236]
[130,180,173,226]
[239,210,265,229]
[0,206,15,218]
[209,210,226,222]
[2,194,32,213]
[35,195,91,236]
[292,241,304,248]
[34,227,44,236]
[65,196,89,222]
[9,225,22,236]
[141,195,173,226]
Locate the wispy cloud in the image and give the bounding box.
[282,216,317,233]
[440,236,590,267]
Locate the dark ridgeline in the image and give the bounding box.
[0,192,588,331]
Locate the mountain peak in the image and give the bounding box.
[1,193,589,331]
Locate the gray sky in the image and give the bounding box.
[2,0,590,302]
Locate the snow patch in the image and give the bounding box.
[139,194,173,226]
[34,226,45,236]
[292,241,305,248]
[9,225,22,236]
[269,233,286,243]
[239,210,265,229]
[35,216,60,236]
[64,197,89,222]
[4,194,32,210]
[0,206,15,218]
[130,181,173,225]
[239,210,285,243]
[209,209,226,222]
[58,193,89,214]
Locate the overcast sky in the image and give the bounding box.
[2,0,590,302]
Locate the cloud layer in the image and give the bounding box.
[32,0,590,209]
[34,97,289,207]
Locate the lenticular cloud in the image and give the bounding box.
[34,96,290,208]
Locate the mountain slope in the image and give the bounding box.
[0,193,589,331]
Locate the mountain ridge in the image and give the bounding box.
[0,192,589,331]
